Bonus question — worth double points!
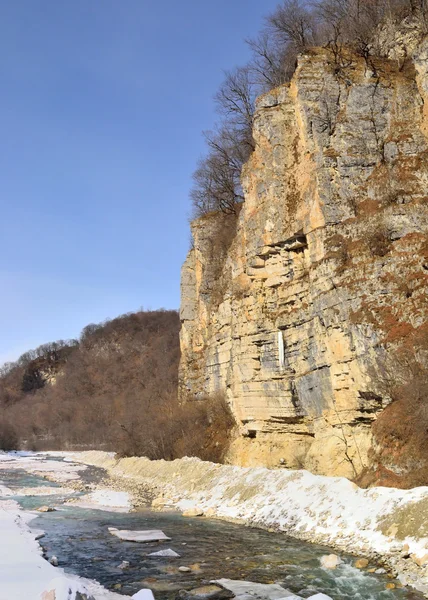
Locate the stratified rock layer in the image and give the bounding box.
[180,44,428,477]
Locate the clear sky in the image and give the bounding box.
[0,0,279,365]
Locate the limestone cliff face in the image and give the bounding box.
[180,42,428,478]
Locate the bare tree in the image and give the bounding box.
[268,0,318,50]
[247,32,298,90]
[191,126,249,217]
[215,66,255,141]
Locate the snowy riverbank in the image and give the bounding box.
[0,452,136,600]
[0,495,131,600]
[65,451,428,596]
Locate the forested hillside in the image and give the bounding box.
[0,310,234,460]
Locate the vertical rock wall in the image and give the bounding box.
[180,44,428,478]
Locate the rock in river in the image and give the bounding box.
[178,584,234,600]
[319,554,342,570]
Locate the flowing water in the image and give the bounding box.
[0,459,425,600]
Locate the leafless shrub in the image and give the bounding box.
[0,421,18,451]
[246,33,297,90]
[365,338,428,487]
[191,127,249,217]
[367,228,391,257]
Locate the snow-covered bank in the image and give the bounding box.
[0,454,134,600]
[68,451,428,595]
[0,452,88,483]
[0,496,129,600]
[68,489,132,512]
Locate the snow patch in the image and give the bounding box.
[70,489,131,512]
[0,496,131,599]
[132,590,155,600]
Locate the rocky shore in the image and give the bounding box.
[63,451,428,597]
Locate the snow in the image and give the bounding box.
[0,452,339,600]
[0,452,86,483]
[40,576,94,599]
[16,486,74,497]
[108,527,171,542]
[70,489,131,512]
[0,498,56,600]
[70,451,428,562]
[0,493,130,600]
[132,590,155,600]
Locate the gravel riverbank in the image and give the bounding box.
[63,451,428,597]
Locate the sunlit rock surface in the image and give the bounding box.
[179,41,428,477]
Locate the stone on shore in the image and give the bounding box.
[38,506,56,513]
[182,508,204,517]
[411,553,428,566]
[108,527,171,542]
[178,584,234,600]
[151,495,168,509]
[354,558,369,569]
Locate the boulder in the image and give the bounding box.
[38,506,56,513]
[319,554,342,570]
[178,585,234,600]
[182,508,204,517]
[354,558,369,569]
[411,553,428,566]
[151,496,166,509]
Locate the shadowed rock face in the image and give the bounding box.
[179,42,428,478]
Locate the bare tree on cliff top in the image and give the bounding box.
[191,127,247,217]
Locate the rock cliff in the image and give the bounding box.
[180,41,428,479]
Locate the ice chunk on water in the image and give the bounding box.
[212,579,302,599]
[148,548,180,557]
[108,527,171,542]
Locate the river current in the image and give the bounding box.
[0,459,425,600]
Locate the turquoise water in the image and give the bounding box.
[1,460,425,600]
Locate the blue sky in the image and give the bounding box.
[0,0,279,365]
